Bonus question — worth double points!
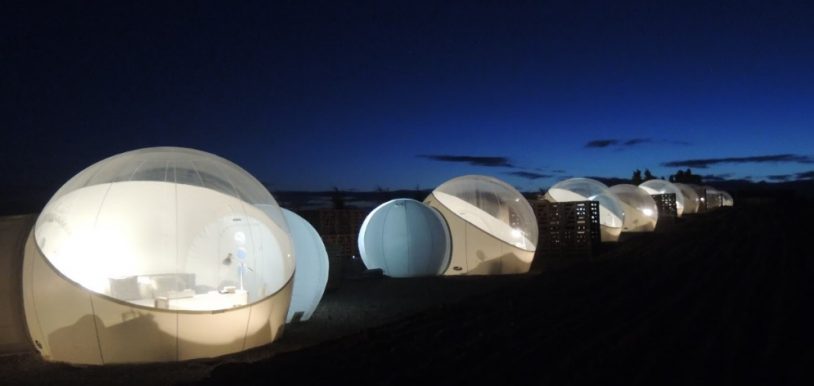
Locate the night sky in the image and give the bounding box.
[2,0,813,194]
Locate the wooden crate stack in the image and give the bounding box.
[297,208,368,257]
[531,200,601,262]
[652,193,677,230]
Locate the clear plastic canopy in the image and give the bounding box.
[705,186,723,209]
[673,183,700,214]
[639,179,686,216]
[430,175,537,251]
[609,184,658,232]
[34,147,294,311]
[545,178,625,230]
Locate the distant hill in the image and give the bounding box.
[2,180,812,216]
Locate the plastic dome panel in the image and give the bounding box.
[545,177,625,241]
[430,175,537,251]
[639,179,686,217]
[33,147,294,311]
[673,183,700,214]
[609,184,658,232]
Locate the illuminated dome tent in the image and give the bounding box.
[721,190,734,207]
[424,175,537,275]
[545,178,625,242]
[673,183,700,214]
[22,147,295,364]
[639,179,686,217]
[281,209,328,322]
[608,184,659,232]
[358,199,451,277]
[705,186,724,209]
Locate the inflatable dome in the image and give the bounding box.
[721,191,734,207]
[608,184,659,232]
[705,186,723,209]
[424,175,537,275]
[22,147,294,364]
[545,178,625,242]
[639,179,686,217]
[358,199,451,277]
[281,209,328,323]
[673,183,700,214]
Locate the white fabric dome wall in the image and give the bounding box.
[22,147,295,364]
[424,175,537,275]
[545,178,625,242]
[609,184,659,232]
[639,179,686,217]
[280,209,328,322]
[358,199,451,278]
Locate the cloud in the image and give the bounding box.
[795,170,814,180]
[662,154,814,169]
[767,174,792,181]
[585,137,688,149]
[506,171,551,180]
[701,173,733,182]
[585,139,618,148]
[623,138,653,146]
[418,155,514,167]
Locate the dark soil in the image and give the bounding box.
[2,199,811,385]
[198,199,814,385]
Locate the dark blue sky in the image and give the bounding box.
[2,0,813,193]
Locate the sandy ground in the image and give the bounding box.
[0,262,530,385]
[2,199,812,385]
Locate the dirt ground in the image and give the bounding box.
[2,198,812,385]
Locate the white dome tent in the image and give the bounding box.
[609,184,659,232]
[639,179,687,217]
[545,178,625,242]
[358,199,451,277]
[280,209,328,323]
[424,175,538,275]
[673,183,701,214]
[22,147,295,364]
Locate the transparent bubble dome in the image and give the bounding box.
[430,175,537,251]
[34,147,294,311]
[639,179,686,216]
[545,178,625,229]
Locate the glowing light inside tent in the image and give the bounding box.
[425,175,538,275]
[23,146,296,365]
[639,179,686,217]
[642,208,654,217]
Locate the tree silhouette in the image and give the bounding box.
[330,187,346,209]
[669,168,702,184]
[632,169,643,185]
[643,169,655,181]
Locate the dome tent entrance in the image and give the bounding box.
[425,175,538,275]
[23,147,295,364]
